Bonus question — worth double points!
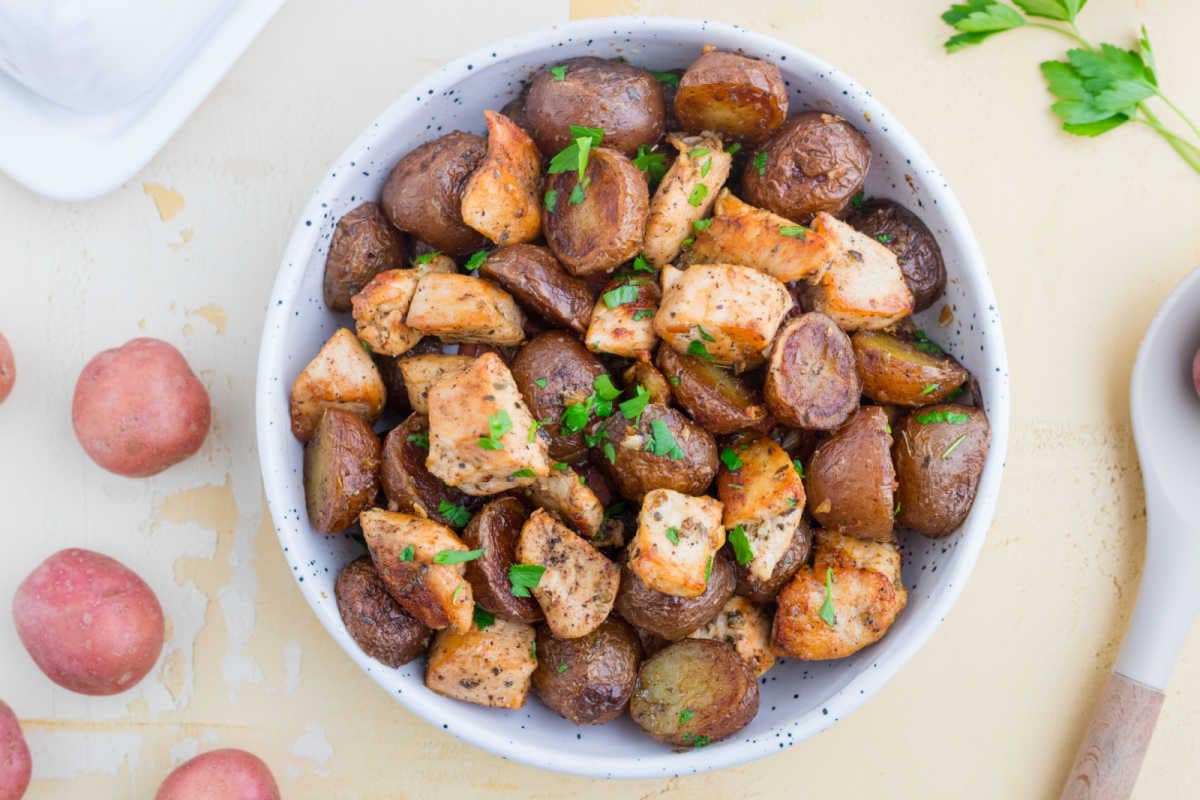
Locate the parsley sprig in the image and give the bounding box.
[941,1,1200,173]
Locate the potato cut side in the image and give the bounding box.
[397,353,473,415]
[405,273,526,346]
[523,465,604,540]
[804,213,915,331]
[585,275,661,358]
[350,269,424,357]
[289,327,386,442]
[689,596,776,676]
[412,253,458,276]
[516,509,620,639]
[642,133,732,268]
[425,617,537,708]
[461,110,543,245]
[851,329,969,406]
[654,264,791,369]
[425,352,550,495]
[627,489,725,598]
[717,436,805,528]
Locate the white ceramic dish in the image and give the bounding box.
[256,16,1010,779]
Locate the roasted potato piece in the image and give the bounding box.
[478,244,594,335]
[717,436,804,528]
[425,617,537,709]
[510,331,607,462]
[734,515,812,603]
[685,189,830,283]
[543,147,649,276]
[397,353,473,415]
[655,264,791,369]
[324,202,408,311]
[624,356,672,406]
[461,497,542,623]
[614,555,734,641]
[803,213,915,331]
[585,275,661,358]
[516,509,620,639]
[461,110,542,245]
[574,463,626,548]
[847,198,947,312]
[335,556,430,667]
[627,489,725,598]
[405,273,525,346]
[303,408,381,534]
[689,596,775,676]
[351,269,424,357]
[381,131,488,255]
[596,403,718,502]
[742,111,870,222]
[772,529,906,660]
[851,330,968,406]
[532,618,643,724]
[656,345,768,434]
[764,313,860,431]
[805,406,896,541]
[642,133,732,268]
[674,48,787,145]
[524,465,604,541]
[524,57,665,157]
[380,414,473,527]
[630,638,758,746]
[289,328,386,442]
[893,405,990,538]
[426,353,550,495]
[411,252,458,276]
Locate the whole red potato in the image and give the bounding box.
[0,701,31,800]
[13,549,165,696]
[1193,348,1200,398]
[73,338,210,477]
[0,332,14,404]
[155,749,280,800]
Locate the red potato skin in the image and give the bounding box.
[155,749,281,800]
[12,548,164,696]
[1194,349,1200,398]
[0,333,13,405]
[72,338,211,477]
[0,700,30,800]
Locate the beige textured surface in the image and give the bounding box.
[0,0,1198,797]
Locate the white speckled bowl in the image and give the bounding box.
[256,17,1010,779]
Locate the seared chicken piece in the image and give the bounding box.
[425,617,537,708]
[516,509,620,639]
[654,264,791,369]
[425,352,550,495]
[772,529,906,660]
[406,273,526,345]
[523,465,605,540]
[642,133,732,268]
[351,269,424,357]
[461,110,543,245]
[717,436,805,528]
[804,213,915,330]
[585,275,660,358]
[627,489,725,598]
[690,596,776,676]
[397,353,473,415]
[289,327,386,442]
[738,508,807,584]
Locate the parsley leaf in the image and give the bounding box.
[692,735,712,748]
[633,309,655,321]
[478,410,513,450]
[679,708,695,724]
[549,136,593,181]
[780,225,809,239]
[568,179,589,205]
[434,548,484,565]
[917,409,971,425]
[544,189,558,212]
[569,124,605,147]
[700,157,712,178]
[603,284,639,308]
[550,65,567,80]
[528,419,541,444]
[696,325,715,342]
[399,544,415,562]
[651,70,681,87]
[687,184,708,207]
[693,218,714,232]
[407,432,429,449]
[726,143,742,155]
[534,377,548,389]
[1013,0,1073,20]
[437,500,472,528]
[819,566,837,626]
[413,251,441,265]
[922,383,941,395]
[509,563,546,597]
[560,398,593,433]
[509,468,536,479]
[720,447,743,471]
[688,147,711,159]
[704,555,713,582]
[793,458,806,479]
[603,441,616,464]
[851,190,865,208]
[631,253,656,273]
[913,329,944,354]
[753,151,768,175]
[557,663,570,673]
[688,340,715,360]
[941,1,1025,52]
[619,384,650,420]
[729,525,754,565]
[473,606,495,630]
[464,250,488,272]
[647,418,685,460]
[633,145,668,186]
[876,233,896,244]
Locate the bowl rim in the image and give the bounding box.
[256,15,1010,779]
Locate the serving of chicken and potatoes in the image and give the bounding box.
[289,44,990,749]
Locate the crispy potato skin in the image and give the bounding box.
[397,353,473,415]
[717,435,804,528]
[324,202,408,311]
[532,618,643,725]
[461,497,542,623]
[675,49,787,145]
[335,556,430,667]
[303,408,381,534]
[461,110,543,245]
[851,330,968,406]
[893,405,990,537]
[614,555,734,640]
[656,346,768,434]
[543,147,649,276]
[597,403,718,502]
[479,244,594,335]
[689,596,776,676]
[765,313,861,430]
[642,133,732,267]
[425,618,537,709]
[630,639,758,746]
[289,328,386,442]
[13,548,164,696]
[734,516,812,603]
[405,273,526,346]
[743,111,870,222]
[624,357,672,405]
[585,275,661,358]
[381,131,488,255]
[511,331,607,463]
[805,406,896,542]
[772,529,906,660]
[154,749,280,800]
[627,490,726,598]
[524,57,665,157]
[847,198,947,312]
[351,269,424,357]
[0,700,30,800]
[380,414,473,527]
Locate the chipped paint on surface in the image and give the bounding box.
[290,722,333,777]
[188,304,227,334]
[26,729,143,779]
[283,642,302,694]
[170,228,195,250]
[142,183,185,221]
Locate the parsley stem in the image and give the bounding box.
[1157,93,1200,144]
[1136,107,1200,174]
[1026,21,1091,49]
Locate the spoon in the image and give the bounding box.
[1061,266,1200,799]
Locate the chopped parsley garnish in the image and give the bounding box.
[593,374,622,415]
[691,735,712,748]
[688,184,708,206]
[699,157,712,178]
[437,500,472,528]
[913,329,944,354]
[726,143,742,155]
[544,189,558,212]
[922,383,940,395]
[688,147,711,159]
[894,501,902,517]
[851,191,865,208]
[729,525,754,565]
[359,338,372,353]
[696,325,715,342]
[876,233,896,244]
[916,409,970,425]
[693,218,714,232]
[792,458,805,479]
[603,284,639,308]
[478,410,513,450]
[569,124,604,147]
[603,501,627,521]
[633,145,668,185]
[779,225,810,239]
[557,663,570,673]
[407,432,429,449]
[584,428,607,448]
[633,309,655,321]
[568,178,590,205]
[399,545,415,562]
[650,70,680,86]
[473,606,495,630]
[452,583,465,602]
[668,375,681,386]
[551,461,570,472]
[631,253,656,273]
[434,548,484,565]
[560,399,592,433]
[647,418,685,460]
[534,377,548,389]
[549,135,594,181]
[603,442,617,464]
[550,65,567,80]
[413,251,441,264]
[509,564,546,597]
[528,419,541,444]
[688,340,715,360]
[819,566,837,626]
[665,526,680,545]
[753,151,768,175]
[619,384,651,420]
[679,708,695,724]
[720,447,743,471]
[509,468,536,479]
[704,555,713,582]
[942,434,969,459]
[680,236,694,248]
[464,250,488,272]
